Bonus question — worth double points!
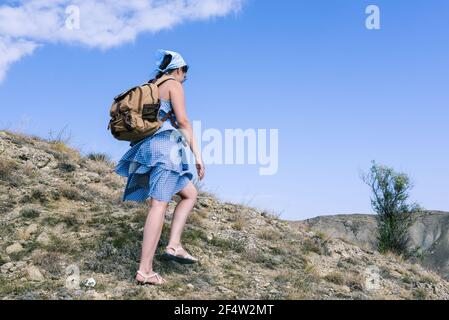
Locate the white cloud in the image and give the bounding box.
[0,0,244,82]
[0,36,39,82]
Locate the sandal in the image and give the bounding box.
[161,245,199,264]
[135,270,166,286]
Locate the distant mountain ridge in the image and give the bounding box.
[304,211,449,279]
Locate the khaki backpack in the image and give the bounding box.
[107,74,179,143]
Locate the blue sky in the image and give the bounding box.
[1,0,448,220]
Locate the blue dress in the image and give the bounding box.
[115,99,194,203]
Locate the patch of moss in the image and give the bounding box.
[209,237,245,253]
[20,207,41,219]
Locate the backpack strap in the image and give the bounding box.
[149,75,178,127]
[160,110,179,129]
[150,75,176,87]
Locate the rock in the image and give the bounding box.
[33,153,52,169]
[341,286,351,293]
[86,290,106,300]
[0,254,11,263]
[17,229,29,241]
[218,286,232,294]
[17,224,38,241]
[1,262,14,273]
[186,283,194,290]
[304,211,449,280]
[6,243,24,254]
[26,224,38,235]
[36,232,51,245]
[27,265,44,281]
[84,278,96,287]
[73,290,83,296]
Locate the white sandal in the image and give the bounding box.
[135,270,166,285]
[162,245,199,264]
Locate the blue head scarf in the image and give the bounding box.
[151,49,188,78]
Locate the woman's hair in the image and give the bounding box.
[154,53,189,80]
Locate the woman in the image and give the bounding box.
[115,49,205,285]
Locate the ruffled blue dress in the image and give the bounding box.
[115,99,194,203]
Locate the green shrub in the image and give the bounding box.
[87,152,112,164]
[362,161,422,255]
[57,162,76,172]
[60,186,81,200]
[20,207,40,219]
[413,288,427,300]
[31,189,48,204]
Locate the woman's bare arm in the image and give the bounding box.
[169,81,202,163]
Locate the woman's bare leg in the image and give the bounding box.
[166,181,198,254]
[136,198,168,284]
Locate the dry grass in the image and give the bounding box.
[187,210,205,227]
[195,207,209,219]
[302,237,323,255]
[87,152,112,164]
[420,274,438,285]
[257,228,282,241]
[413,287,428,300]
[1,129,42,145]
[0,157,19,181]
[49,141,80,160]
[345,272,365,291]
[60,186,82,201]
[324,271,346,285]
[384,251,406,263]
[304,262,320,280]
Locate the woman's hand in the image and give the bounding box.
[195,158,205,181]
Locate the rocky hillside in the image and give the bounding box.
[1,129,449,300]
[304,211,449,280]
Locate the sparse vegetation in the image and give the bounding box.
[60,186,81,201]
[209,236,245,253]
[362,161,423,255]
[31,189,49,204]
[413,288,428,300]
[57,162,76,173]
[324,271,345,285]
[257,228,282,241]
[420,274,437,285]
[302,237,323,255]
[87,152,113,164]
[0,157,19,182]
[20,207,41,219]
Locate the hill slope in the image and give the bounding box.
[304,211,449,280]
[1,129,449,300]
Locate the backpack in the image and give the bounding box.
[107,74,179,143]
